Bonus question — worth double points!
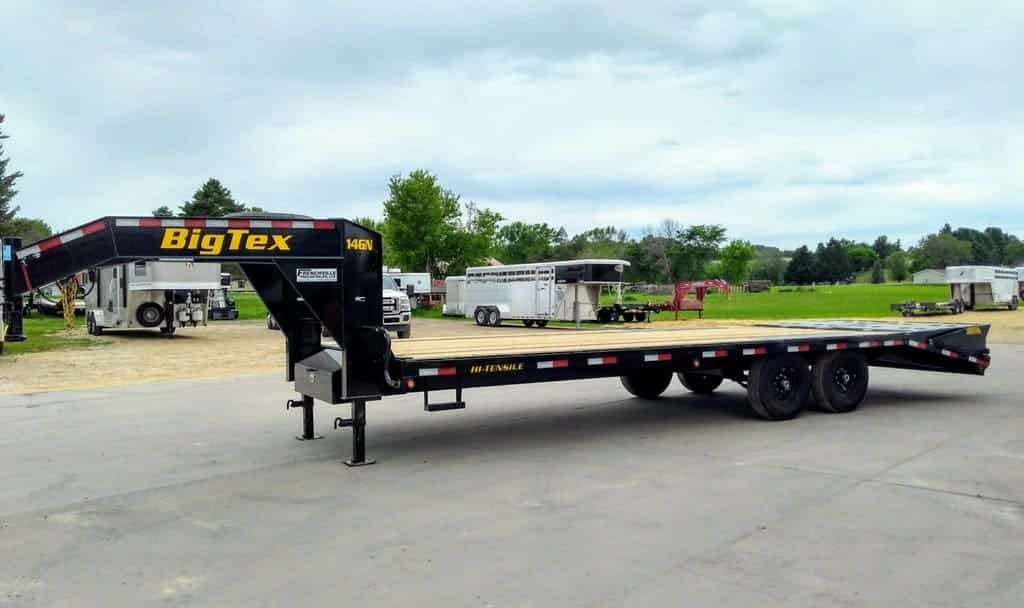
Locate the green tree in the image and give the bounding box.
[1005,240,1024,266]
[911,232,973,271]
[443,203,503,276]
[0,114,24,232]
[497,222,563,264]
[152,205,175,217]
[872,235,900,260]
[886,251,910,282]
[669,224,727,280]
[845,244,878,272]
[815,238,853,283]
[178,178,248,217]
[4,217,52,244]
[870,258,885,284]
[749,254,787,284]
[383,170,461,275]
[719,240,755,283]
[784,245,816,285]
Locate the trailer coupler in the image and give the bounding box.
[287,396,323,441]
[334,399,375,467]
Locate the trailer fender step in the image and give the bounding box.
[423,387,466,412]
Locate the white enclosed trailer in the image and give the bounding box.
[83,260,222,335]
[1018,268,1024,298]
[946,266,1019,311]
[442,275,466,316]
[384,268,432,295]
[463,259,642,327]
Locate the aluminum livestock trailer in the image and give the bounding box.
[0,217,993,466]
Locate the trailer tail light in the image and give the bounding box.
[741,347,767,356]
[537,359,570,370]
[787,344,811,353]
[406,378,416,389]
[643,353,672,362]
[587,356,618,366]
[419,367,457,377]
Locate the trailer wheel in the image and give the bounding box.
[535,320,548,328]
[523,320,535,328]
[623,312,636,323]
[621,369,674,399]
[474,307,488,326]
[811,351,869,413]
[136,302,165,328]
[596,309,612,324]
[487,308,501,326]
[678,372,723,394]
[635,311,647,323]
[747,355,810,420]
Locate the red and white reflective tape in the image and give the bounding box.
[113,218,335,230]
[419,367,457,377]
[858,340,881,348]
[883,339,905,347]
[908,340,929,350]
[826,342,849,351]
[587,356,618,366]
[17,221,106,257]
[742,346,768,356]
[968,356,990,368]
[537,359,570,370]
[702,350,729,359]
[643,353,672,362]
[940,349,960,359]
[787,344,811,353]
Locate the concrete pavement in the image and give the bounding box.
[1,346,1022,607]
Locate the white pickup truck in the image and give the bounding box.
[267,275,412,338]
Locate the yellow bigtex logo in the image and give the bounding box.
[160,228,292,256]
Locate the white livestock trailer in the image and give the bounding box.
[461,259,654,327]
[946,266,1019,311]
[442,276,466,317]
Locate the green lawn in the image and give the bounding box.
[614,283,948,320]
[3,313,98,355]
[232,292,270,320]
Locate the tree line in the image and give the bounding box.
[0,114,52,244]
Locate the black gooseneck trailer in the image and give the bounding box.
[1,217,992,466]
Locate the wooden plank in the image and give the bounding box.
[391,324,880,360]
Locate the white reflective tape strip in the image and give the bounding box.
[940,349,959,358]
[786,345,806,353]
[115,218,140,227]
[826,344,840,351]
[883,339,901,346]
[643,354,658,362]
[742,347,766,356]
[587,357,604,366]
[250,220,273,229]
[18,245,41,257]
[418,368,439,377]
[161,219,185,227]
[537,361,555,369]
[909,340,926,349]
[702,351,717,358]
[292,221,314,229]
[968,356,978,363]
[205,219,229,228]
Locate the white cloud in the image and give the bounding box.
[0,1,1021,248]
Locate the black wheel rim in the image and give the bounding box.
[771,367,798,400]
[832,366,857,395]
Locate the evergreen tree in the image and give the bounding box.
[178,179,248,217]
[870,258,885,283]
[784,245,816,285]
[0,114,24,232]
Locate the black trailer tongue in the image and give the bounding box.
[2,216,390,464]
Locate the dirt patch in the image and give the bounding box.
[1,312,1020,395]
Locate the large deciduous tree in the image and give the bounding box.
[719,240,755,283]
[784,245,816,285]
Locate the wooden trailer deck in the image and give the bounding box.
[390,321,972,360]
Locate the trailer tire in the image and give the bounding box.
[136,302,165,328]
[678,372,723,394]
[487,308,501,326]
[621,369,674,399]
[747,355,810,420]
[635,312,647,323]
[811,351,869,413]
[623,312,636,323]
[474,307,488,326]
[596,309,612,324]
[535,320,548,328]
[523,320,535,328]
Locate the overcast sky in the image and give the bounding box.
[2,1,1021,248]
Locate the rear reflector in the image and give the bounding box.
[643,353,672,362]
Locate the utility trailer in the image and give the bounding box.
[0,217,993,467]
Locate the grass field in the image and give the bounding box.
[3,313,96,355]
